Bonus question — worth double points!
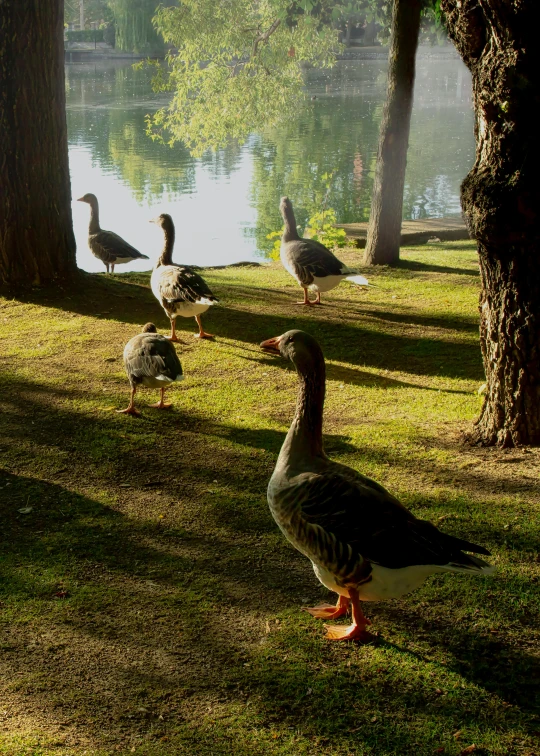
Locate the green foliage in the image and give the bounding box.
[147,0,340,156]
[66,29,104,42]
[108,0,165,54]
[304,207,347,247]
[266,229,284,261]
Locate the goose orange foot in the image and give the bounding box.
[116,406,141,417]
[167,335,188,345]
[303,595,349,620]
[194,331,215,339]
[324,623,376,643]
[150,401,172,410]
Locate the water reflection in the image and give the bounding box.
[66,55,473,271]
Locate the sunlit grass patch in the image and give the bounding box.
[0,242,538,755]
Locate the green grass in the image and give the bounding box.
[0,242,539,756]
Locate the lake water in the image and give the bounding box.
[66,54,474,272]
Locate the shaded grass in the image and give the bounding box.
[0,242,539,756]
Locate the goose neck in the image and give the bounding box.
[157,225,175,267]
[281,205,300,242]
[88,201,100,234]
[281,362,325,463]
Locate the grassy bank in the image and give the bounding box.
[0,242,538,756]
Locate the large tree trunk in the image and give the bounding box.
[441,0,540,446]
[0,0,76,288]
[363,0,422,266]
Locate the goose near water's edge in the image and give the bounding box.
[279,197,369,305]
[150,213,218,342]
[77,193,149,273]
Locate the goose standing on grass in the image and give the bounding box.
[260,329,493,641]
[150,214,218,341]
[77,193,149,273]
[118,323,183,417]
[279,197,369,305]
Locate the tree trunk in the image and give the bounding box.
[441,0,540,446]
[345,18,352,48]
[363,0,422,266]
[0,0,77,289]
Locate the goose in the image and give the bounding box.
[118,323,183,416]
[150,214,218,341]
[260,329,493,641]
[77,193,149,273]
[279,197,369,305]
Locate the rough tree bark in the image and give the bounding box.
[363,0,422,266]
[0,0,76,288]
[441,0,540,446]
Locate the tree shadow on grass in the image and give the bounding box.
[16,274,484,381]
[1,471,538,755]
[397,258,480,277]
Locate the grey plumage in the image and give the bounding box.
[78,193,149,271]
[123,328,183,389]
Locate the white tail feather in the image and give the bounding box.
[345,274,369,287]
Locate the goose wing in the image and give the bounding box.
[124,334,182,381]
[293,468,490,570]
[158,266,218,305]
[284,239,345,286]
[89,230,148,262]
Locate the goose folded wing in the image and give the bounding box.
[297,471,488,569]
[127,339,181,381]
[158,266,217,305]
[91,230,144,260]
[288,239,345,284]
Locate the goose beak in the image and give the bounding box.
[260,336,282,355]
[77,197,85,202]
[149,218,157,224]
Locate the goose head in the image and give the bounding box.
[77,192,98,207]
[260,330,324,375]
[141,323,157,334]
[149,213,175,232]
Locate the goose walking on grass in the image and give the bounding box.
[279,197,369,305]
[118,323,183,417]
[150,214,218,342]
[260,330,493,641]
[78,193,149,273]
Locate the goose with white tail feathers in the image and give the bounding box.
[150,214,218,341]
[279,197,370,305]
[260,329,493,642]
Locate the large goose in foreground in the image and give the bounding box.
[78,193,149,273]
[118,323,183,416]
[150,214,218,341]
[279,197,369,305]
[260,330,493,641]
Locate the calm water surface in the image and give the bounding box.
[66,56,474,272]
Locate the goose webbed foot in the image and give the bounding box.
[295,288,320,305]
[322,588,375,642]
[150,388,173,410]
[303,595,349,620]
[324,624,376,643]
[194,316,214,339]
[166,335,188,345]
[117,389,140,416]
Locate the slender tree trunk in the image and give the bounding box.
[441,0,540,446]
[345,19,352,48]
[363,0,422,266]
[0,0,77,289]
